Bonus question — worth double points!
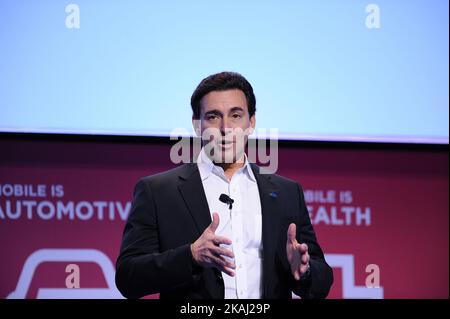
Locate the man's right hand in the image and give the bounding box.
[190,212,235,277]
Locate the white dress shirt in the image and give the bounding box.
[197,148,263,299]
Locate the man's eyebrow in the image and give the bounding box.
[203,107,245,116]
[203,109,223,116]
[229,107,245,113]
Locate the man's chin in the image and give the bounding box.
[206,146,245,165]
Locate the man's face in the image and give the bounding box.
[193,89,256,164]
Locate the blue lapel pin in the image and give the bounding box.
[269,191,278,198]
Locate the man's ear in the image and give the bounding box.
[248,115,256,135]
[192,116,201,136]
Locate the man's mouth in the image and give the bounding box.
[216,140,234,150]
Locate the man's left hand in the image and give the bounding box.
[286,223,310,281]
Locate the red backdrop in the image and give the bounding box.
[0,137,448,298]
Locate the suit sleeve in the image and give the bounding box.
[115,179,199,299]
[291,183,334,299]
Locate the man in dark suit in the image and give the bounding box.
[115,72,333,299]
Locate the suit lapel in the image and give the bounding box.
[177,163,222,298]
[250,164,281,298]
[177,163,212,236]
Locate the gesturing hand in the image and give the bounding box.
[190,212,235,277]
[286,223,310,281]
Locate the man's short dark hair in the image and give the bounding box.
[191,71,256,119]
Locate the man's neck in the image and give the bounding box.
[213,154,246,181]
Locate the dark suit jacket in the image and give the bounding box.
[115,163,333,299]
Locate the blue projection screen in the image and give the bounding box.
[0,0,448,144]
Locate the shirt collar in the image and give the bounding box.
[196,147,256,183]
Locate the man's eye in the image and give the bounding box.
[206,115,218,120]
[232,114,242,119]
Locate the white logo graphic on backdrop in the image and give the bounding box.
[9,250,382,299]
[293,254,384,299]
[326,254,383,299]
[7,249,123,299]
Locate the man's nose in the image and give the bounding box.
[219,120,231,136]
